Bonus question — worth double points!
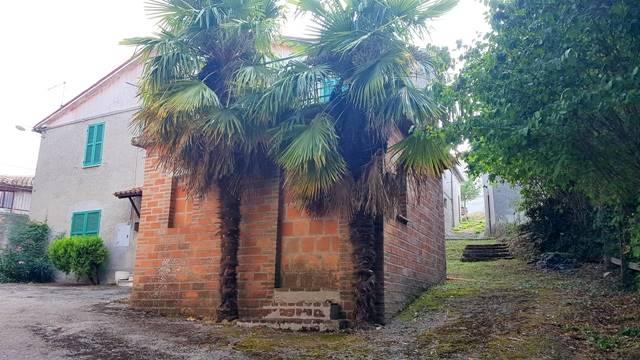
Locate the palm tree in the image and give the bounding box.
[123,0,282,321]
[251,0,458,325]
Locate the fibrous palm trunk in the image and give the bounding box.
[350,209,379,326]
[217,180,241,321]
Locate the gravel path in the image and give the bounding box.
[0,284,247,360]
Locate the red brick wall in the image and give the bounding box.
[130,151,221,318]
[279,198,343,290]
[131,164,356,320]
[237,178,279,319]
[131,152,444,322]
[382,176,446,319]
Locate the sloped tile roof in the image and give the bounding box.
[0,175,33,190]
[114,187,143,198]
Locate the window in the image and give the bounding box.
[70,210,101,236]
[0,191,14,209]
[83,123,105,167]
[320,78,337,103]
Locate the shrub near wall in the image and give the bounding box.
[0,220,54,283]
[48,236,108,285]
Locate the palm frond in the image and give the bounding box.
[275,113,347,200]
[347,46,411,109]
[203,107,246,143]
[156,80,221,114]
[388,127,457,178]
[381,85,441,126]
[253,63,332,121]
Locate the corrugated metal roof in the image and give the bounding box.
[0,175,33,189]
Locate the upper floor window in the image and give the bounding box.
[0,191,14,209]
[83,123,104,167]
[319,78,338,103]
[70,210,101,236]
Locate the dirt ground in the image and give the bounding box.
[1,240,638,359]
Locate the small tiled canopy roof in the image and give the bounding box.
[114,187,143,199]
[0,175,33,190]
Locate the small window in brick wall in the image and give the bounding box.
[168,177,193,228]
[168,177,178,228]
[396,175,409,225]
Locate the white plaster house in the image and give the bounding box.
[482,175,525,235]
[30,57,144,283]
[442,166,465,235]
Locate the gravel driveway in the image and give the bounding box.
[0,284,248,360]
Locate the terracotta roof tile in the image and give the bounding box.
[114,187,143,198]
[0,175,33,189]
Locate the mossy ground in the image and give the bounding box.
[200,239,640,359]
[452,215,486,234]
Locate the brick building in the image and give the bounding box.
[130,149,446,329]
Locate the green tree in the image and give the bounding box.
[460,178,480,209]
[48,236,109,285]
[123,0,283,320]
[457,0,640,286]
[0,220,53,283]
[250,0,458,324]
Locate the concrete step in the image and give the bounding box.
[461,256,514,262]
[263,301,343,321]
[461,243,513,262]
[463,250,512,256]
[238,318,350,332]
[465,244,509,249]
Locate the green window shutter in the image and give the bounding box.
[70,210,101,236]
[83,126,95,166]
[85,211,101,235]
[92,123,104,165]
[83,123,104,167]
[71,213,86,235]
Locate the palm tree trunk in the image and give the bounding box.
[350,209,379,326]
[217,179,241,321]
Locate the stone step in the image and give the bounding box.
[465,244,509,249]
[263,302,343,321]
[461,243,513,262]
[461,256,514,262]
[463,250,512,255]
[238,318,350,332]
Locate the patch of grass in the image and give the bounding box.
[582,327,621,351]
[398,284,478,320]
[233,330,365,359]
[620,327,640,338]
[453,217,485,234]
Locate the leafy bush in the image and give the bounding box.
[0,220,54,283]
[48,236,108,285]
[518,191,606,262]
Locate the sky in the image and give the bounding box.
[0,0,489,176]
